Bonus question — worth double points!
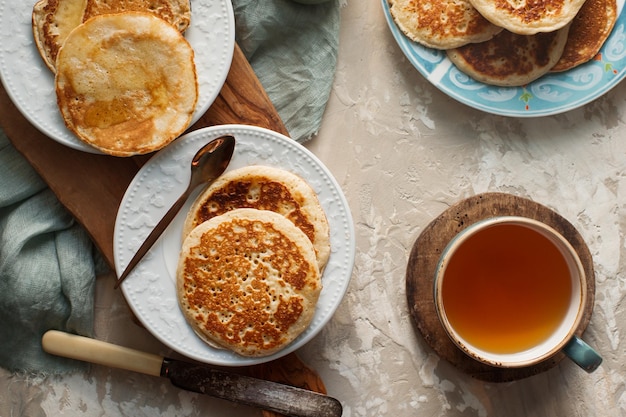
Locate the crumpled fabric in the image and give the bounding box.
[0,130,103,374]
[232,0,340,142]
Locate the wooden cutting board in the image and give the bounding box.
[0,44,329,412]
[0,44,285,267]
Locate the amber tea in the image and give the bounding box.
[440,222,573,354]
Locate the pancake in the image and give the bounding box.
[83,0,191,32]
[388,0,502,49]
[55,12,198,156]
[177,208,322,357]
[447,27,570,86]
[468,0,586,35]
[32,0,191,73]
[183,165,331,270]
[551,0,617,72]
[32,0,88,72]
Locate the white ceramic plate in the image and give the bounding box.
[0,0,235,153]
[382,0,626,116]
[114,125,356,366]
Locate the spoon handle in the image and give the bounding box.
[114,186,191,289]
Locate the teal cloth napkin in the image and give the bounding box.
[232,0,340,142]
[0,130,104,374]
[0,0,339,375]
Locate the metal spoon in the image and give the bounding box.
[114,135,236,289]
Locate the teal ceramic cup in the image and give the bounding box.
[434,216,602,372]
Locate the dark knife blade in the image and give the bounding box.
[162,359,342,417]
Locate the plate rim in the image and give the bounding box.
[113,124,356,366]
[0,0,235,153]
[382,0,626,117]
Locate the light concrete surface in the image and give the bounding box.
[3,1,626,416]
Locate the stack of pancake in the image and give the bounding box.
[176,165,331,357]
[32,0,197,156]
[389,0,618,86]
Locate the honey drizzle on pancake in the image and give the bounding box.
[54,12,197,156]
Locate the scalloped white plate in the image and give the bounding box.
[382,0,626,116]
[114,125,356,366]
[0,0,235,153]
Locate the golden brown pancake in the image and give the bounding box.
[177,209,322,357]
[55,12,198,156]
[447,27,570,86]
[32,0,191,73]
[389,0,502,49]
[468,0,586,35]
[183,165,331,270]
[32,0,88,72]
[551,0,617,72]
[82,0,191,32]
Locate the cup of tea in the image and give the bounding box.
[434,216,602,372]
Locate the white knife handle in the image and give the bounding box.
[42,330,163,377]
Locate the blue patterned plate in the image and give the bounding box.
[382,0,626,116]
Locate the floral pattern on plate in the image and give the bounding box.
[382,0,626,116]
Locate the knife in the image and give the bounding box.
[42,331,343,417]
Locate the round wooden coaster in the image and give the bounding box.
[406,192,595,382]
